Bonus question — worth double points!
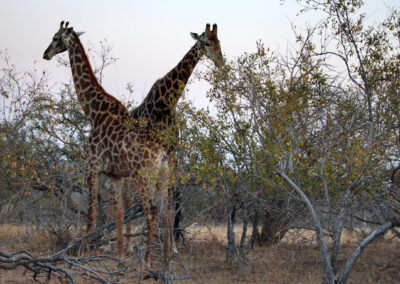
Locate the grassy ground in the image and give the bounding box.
[0,224,399,283]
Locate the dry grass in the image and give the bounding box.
[0,224,399,283]
[0,224,51,252]
[183,225,400,284]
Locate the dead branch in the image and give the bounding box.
[337,220,400,283]
[0,201,143,283]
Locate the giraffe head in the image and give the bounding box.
[43,21,84,60]
[191,24,224,67]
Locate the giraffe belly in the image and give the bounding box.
[100,149,134,178]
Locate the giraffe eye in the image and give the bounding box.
[53,37,59,42]
[204,42,210,47]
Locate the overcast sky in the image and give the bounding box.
[1,0,399,108]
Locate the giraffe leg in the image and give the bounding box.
[168,188,179,255]
[135,176,157,268]
[167,155,179,253]
[124,184,134,253]
[107,181,114,224]
[160,186,178,268]
[97,180,115,254]
[161,187,171,265]
[110,178,125,258]
[144,200,157,268]
[136,185,155,268]
[87,171,99,250]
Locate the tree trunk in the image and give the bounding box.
[248,207,259,250]
[239,204,249,253]
[255,202,289,246]
[337,220,398,284]
[225,206,237,261]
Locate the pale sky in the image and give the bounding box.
[1,0,398,108]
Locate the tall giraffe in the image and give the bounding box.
[130,23,223,240]
[132,23,223,123]
[43,21,172,266]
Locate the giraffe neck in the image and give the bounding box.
[170,40,203,89]
[67,33,129,127]
[131,41,204,123]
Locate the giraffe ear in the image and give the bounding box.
[76,32,85,37]
[190,32,200,40]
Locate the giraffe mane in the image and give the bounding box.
[72,32,129,113]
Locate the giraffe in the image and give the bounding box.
[130,23,223,240]
[43,21,172,266]
[131,23,223,123]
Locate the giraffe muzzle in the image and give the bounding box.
[43,47,54,60]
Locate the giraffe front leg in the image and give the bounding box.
[87,171,99,251]
[167,156,180,254]
[110,178,125,258]
[134,176,157,268]
[145,202,157,268]
[168,187,179,255]
[140,194,157,268]
[161,187,172,266]
[161,186,178,268]
[124,184,134,254]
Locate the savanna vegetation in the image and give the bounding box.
[1,1,399,283]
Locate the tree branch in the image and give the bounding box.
[276,168,336,282]
[337,220,399,283]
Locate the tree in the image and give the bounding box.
[177,1,400,282]
[274,1,400,282]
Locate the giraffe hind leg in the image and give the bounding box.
[135,176,157,268]
[169,192,179,255]
[141,197,157,268]
[110,178,125,258]
[124,184,134,254]
[162,187,175,265]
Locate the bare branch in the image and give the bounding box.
[337,220,399,283]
